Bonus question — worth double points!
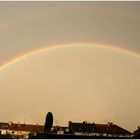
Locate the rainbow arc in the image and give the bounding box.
[0,43,140,70]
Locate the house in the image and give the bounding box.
[68,121,131,138]
[51,126,70,134]
[0,122,44,138]
[0,120,132,138]
[0,122,9,135]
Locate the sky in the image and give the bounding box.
[0,1,140,132]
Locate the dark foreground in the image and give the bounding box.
[29,133,131,139]
[0,133,133,139]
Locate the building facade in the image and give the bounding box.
[0,121,132,138]
[68,121,131,138]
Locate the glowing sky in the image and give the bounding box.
[0,2,140,132]
[0,44,140,132]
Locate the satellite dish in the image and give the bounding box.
[44,112,53,133]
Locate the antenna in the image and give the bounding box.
[24,116,25,124]
[44,112,53,134]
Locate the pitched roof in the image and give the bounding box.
[0,122,9,129]
[69,122,95,133]
[69,121,131,135]
[0,122,44,133]
[9,123,44,132]
[95,123,131,134]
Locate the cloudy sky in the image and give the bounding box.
[0,1,140,132]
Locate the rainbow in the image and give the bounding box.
[0,8,139,33]
[0,9,64,32]
[0,42,140,71]
[0,13,49,32]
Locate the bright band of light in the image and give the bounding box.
[0,42,140,70]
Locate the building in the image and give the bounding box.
[0,122,10,135]
[68,121,131,138]
[0,121,132,138]
[0,122,44,138]
[51,126,70,134]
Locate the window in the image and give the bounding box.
[65,128,69,132]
